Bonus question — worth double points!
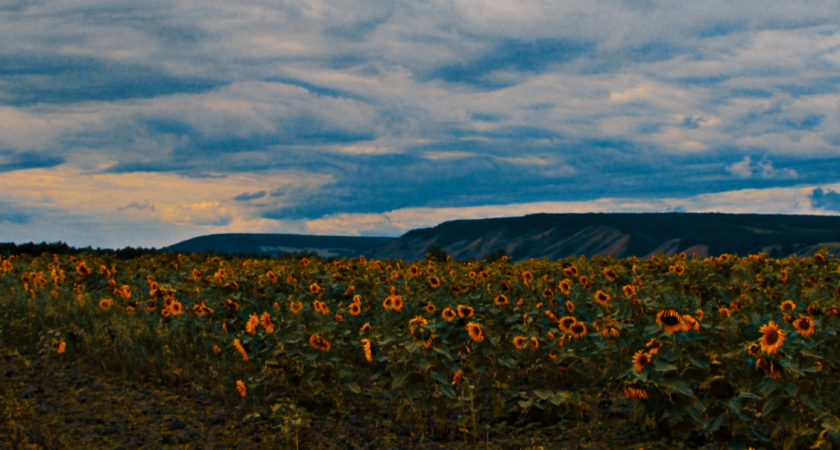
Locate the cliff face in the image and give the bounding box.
[163,213,840,262]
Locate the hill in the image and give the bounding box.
[162,212,840,262]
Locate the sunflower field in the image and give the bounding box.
[1,249,840,449]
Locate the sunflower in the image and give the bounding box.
[442,308,457,322]
[719,307,731,319]
[499,280,511,292]
[815,361,824,371]
[57,341,66,354]
[564,266,579,278]
[569,322,587,339]
[603,268,618,282]
[349,303,362,316]
[759,321,786,354]
[168,301,183,316]
[234,339,248,361]
[450,285,463,295]
[827,307,840,317]
[542,288,554,299]
[212,345,221,354]
[236,380,246,397]
[224,299,239,311]
[602,326,620,338]
[361,323,370,333]
[494,295,508,306]
[695,309,704,321]
[624,387,649,400]
[549,350,558,359]
[559,316,576,333]
[594,290,611,306]
[452,370,463,386]
[632,350,651,372]
[266,271,278,284]
[807,305,822,317]
[756,357,783,379]
[160,308,171,318]
[457,305,474,319]
[623,285,637,298]
[289,301,303,314]
[99,298,113,310]
[544,310,559,323]
[681,314,699,332]
[748,343,761,357]
[513,336,528,350]
[466,322,483,342]
[309,335,331,352]
[361,339,373,362]
[779,270,789,282]
[646,338,661,355]
[428,276,441,288]
[261,312,275,333]
[382,297,393,310]
[656,308,683,334]
[565,301,575,314]
[793,315,816,337]
[522,271,533,285]
[76,262,91,276]
[780,300,796,312]
[409,265,420,277]
[390,296,403,312]
[529,337,539,350]
[245,314,259,334]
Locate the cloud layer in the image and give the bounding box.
[1,0,839,248]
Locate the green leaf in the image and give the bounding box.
[739,392,761,400]
[346,383,362,394]
[653,360,678,372]
[752,427,772,442]
[391,370,408,389]
[703,415,725,432]
[439,383,456,399]
[533,389,553,401]
[762,394,781,417]
[686,353,710,369]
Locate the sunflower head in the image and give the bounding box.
[759,321,786,354]
[807,305,822,317]
[500,280,511,292]
[793,315,816,337]
[457,305,474,319]
[442,308,457,322]
[569,322,587,339]
[425,303,436,314]
[603,268,618,282]
[309,335,331,351]
[594,290,611,306]
[559,279,572,295]
[494,295,508,306]
[513,336,527,350]
[466,322,483,342]
[623,285,637,298]
[780,300,796,312]
[656,308,683,333]
[559,316,576,333]
[99,298,113,310]
[428,276,441,288]
[748,343,761,357]
[565,301,575,313]
[632,350,651,372]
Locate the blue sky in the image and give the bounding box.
[2,0,840,249]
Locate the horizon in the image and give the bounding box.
[2,2,840,249]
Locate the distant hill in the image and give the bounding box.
[162,213,840,262]
[161,233,395,258]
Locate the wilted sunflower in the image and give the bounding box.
[361,339,373,362]
[246,314,259,334]
[466,322,483,342]
[457,305,474,319]
[748,343,761,357]
[428,276,441,288]
[513,336,528,350]
[349,303,362,316]
[656,308,683,334]
[260,312,275,333]
[681,314,699,332]
[529,337,539,350]
[452,369,463,386]
[425,304,436,314]
[827,307,840,317]
[234,339,248,361]
[224,299,239,311]
[309,335,331,351]
[442,308,457,322]
[793,315,816,337]
[558,316,576,333]
[646,338,661,355]
[632,350,651,372]
[756,357,783,379]
[544,310,559,323]
[569,322,587,339]
[594,290,611,306]
[759,321,786,354]
[602,326,620,338]
[624,387,649,400]
[289,301,303,314]
[780,300,796,312]
[236,380,246,397]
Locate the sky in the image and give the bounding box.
[2,0,840,249]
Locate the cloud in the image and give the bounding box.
[117,201,155,212]
[810,187,840,212]
[726,156,798,180]
[233,190,267,202]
